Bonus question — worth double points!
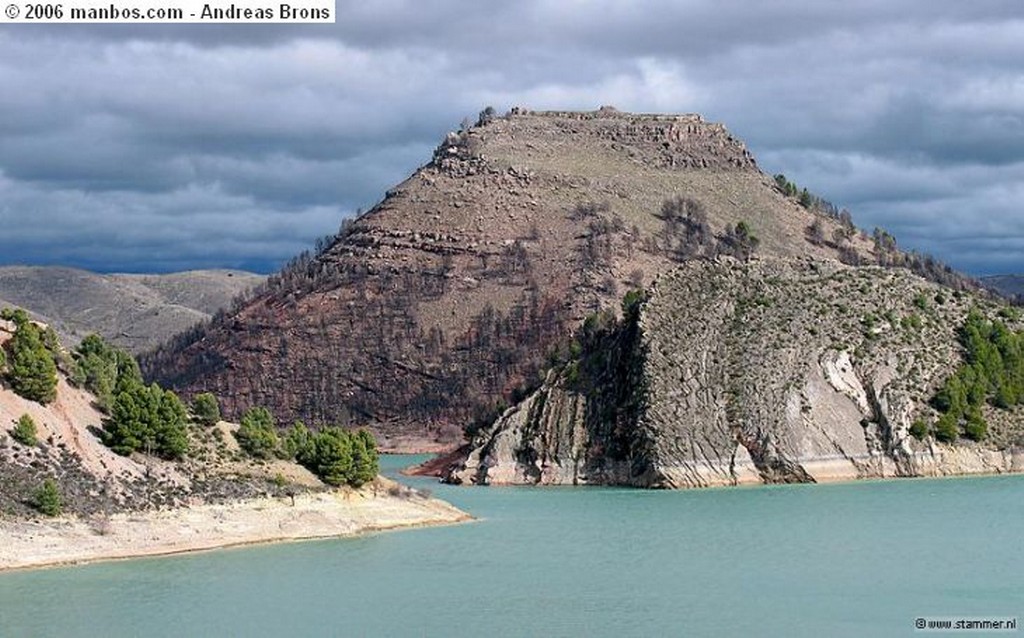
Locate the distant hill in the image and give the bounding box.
[0,267,264,353]
[980,275,1024,299]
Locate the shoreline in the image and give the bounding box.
[440,447,1024,488]
[0,517,472,575]
[443,465,1024,493]
[0,479,472,574]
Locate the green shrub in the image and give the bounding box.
[732,221,760,256]
[909,419,929,440]
[564,361,580,386]
[567,339,583,359]
[11,414,37,446]
[773,174,799,197]
[33,478,61,516]
[235,407,279,459]
[933,413,960,443]
[901,313,923,332]
[621,289,648,320]
[998,307,1019,322]
[963,411,987,442]
[191,392,221,426]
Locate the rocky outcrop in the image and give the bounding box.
[444,257,1023,487]
[144,108,878,451]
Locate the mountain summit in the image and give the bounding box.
[144,108,894,451]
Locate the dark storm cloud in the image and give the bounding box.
[0,1,1022,273]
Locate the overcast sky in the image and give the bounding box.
[0,1,1021,274]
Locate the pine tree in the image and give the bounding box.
[284,421,313,461]
[155,389,190,459]
[11,414,38,446]
[350,429,379,487]
[909,419,929,440]
[933,311,1024,437]
[191,392,221,426]
[4,315,58,404]
[73,334,123,410]
[105,388,145,455]
[102,383,189,459]
[33,478,62,516]
[308,428,352,486]
[963,410,988,442]
[799,188,813,208]
[934,412,960,443]
[236,407,279,459]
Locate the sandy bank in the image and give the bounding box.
[0,479,471,572]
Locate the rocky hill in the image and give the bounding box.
[144,107,905,452]
[445,258,1023,487]
[0,267,263,353]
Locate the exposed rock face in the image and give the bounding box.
[144,109,876,451]
[445,258,1023,487]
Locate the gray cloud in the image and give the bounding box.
[1,1,1022,274]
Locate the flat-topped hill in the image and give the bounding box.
[143,108,915,451]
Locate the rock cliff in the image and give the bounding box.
[445,258,1023,487]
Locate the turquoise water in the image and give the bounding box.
[1,457,1022,637]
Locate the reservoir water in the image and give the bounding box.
[1,456,1021,637]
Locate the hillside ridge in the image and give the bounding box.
[0,266,263,353]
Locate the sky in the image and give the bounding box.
[0,1,1022,275]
